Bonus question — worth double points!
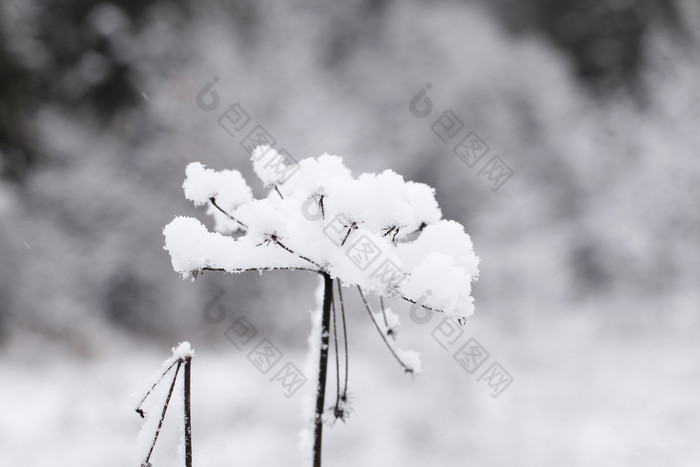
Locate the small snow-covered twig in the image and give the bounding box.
[269,235,323,270]
[340,221,358,246]
[135,342,195,467]
[135,359,178,419]
[201,266,320,274]
[331,283,341,411]
[397,293,438,312]
[379,296,396,340]
[143,360,181,465]
[337,281,349,396]
[209,197,248,230]
[396,293,467,325]
[357,287,418,374]
[330,279,351,422]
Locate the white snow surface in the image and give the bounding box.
[164,149,480,318]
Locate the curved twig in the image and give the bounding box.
[209,197,248,230]
[271,236,323,269]
[337,280,349,396]
[379,296,395,340]
[143,360,182,465]
[357,287,415,374]
[135,360,179,418]
[331,281,341,411]
[397,293,439,312]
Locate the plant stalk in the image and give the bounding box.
[184,356,192,467]
[313,272,333,467]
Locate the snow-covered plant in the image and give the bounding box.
[162,146,479,466]
[135,342,194,467]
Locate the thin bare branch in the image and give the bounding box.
[135,360,179,418]
[209,197,248,230]
[379,296,395,340]
[183,357,193,467]
[397,293,467,325]
[201,266,320,274]
[331,281,341,409]
[397,293,439,312]
[357,287,415,374]
[407,222,427,236]
[337,280,349,396]
[271,236,323,269]
[143,360,182,465]
[340,222,357,247]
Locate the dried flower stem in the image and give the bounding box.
[312,272,334,467]
[337,280,349,397]
[357,287,414,373]
[143,360,182,465]
[135,360,178,418]
[184,356,193,467]
[208,197,248,230]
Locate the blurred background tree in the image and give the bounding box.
[0,0,697,346]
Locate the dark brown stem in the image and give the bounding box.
[272,237,323,269]
[340,223,357,247]
[397,293,439,312]
[379,296,395,340]
[331,281,341,408]
[201,266,320,274]
[135,360,178,418]
[358,287,414,374]
[184,357,192,467]
[209,197,248,230]
[144,360,182,465]
[336,280,349,396]
[313,272,334,467]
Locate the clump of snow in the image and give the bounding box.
[183,162,251,207]
[171,341,194,359]
[251,145,300,188]
[163,216,310,278]
[401,253,477,318]
[396,220,479,273]
[328,169,441,238]
[183,162,252,233]
[373,306,400,337]
[396,349,422,374]
[283,153,353,198]
[164,146,479,319]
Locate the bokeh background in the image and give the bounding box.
[1,0,698,466]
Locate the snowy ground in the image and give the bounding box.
[1,302,697,467]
